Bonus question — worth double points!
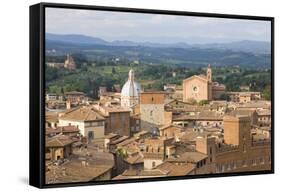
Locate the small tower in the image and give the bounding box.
[206,64,212,82]
[64,54,76,70]
[223,115,251,152]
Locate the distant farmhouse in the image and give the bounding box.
[46,54,76,70]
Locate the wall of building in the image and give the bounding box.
[59,119,85,135]
[49,145,72,161]
[193,115,272,175]
[215,145,271,173]
[159,127,181,138]
[140,93,165,131]
[144,158,163,170]
[183,77,212,102]
[93,169,112,181]
[121,95,139,108]
[84,125,105,140]
[106,112,130,136]
[59,119,105,139]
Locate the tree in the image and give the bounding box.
[198,100,209,106]
[186,98,197,105]
[219,93,231,101]
[263,85,271,100]
[116,148,128,159]
[112,67,116,74]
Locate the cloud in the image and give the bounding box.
[46,7,271,43]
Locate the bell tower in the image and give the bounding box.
[207,64,212,82]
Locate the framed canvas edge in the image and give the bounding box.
[29,2,275,189]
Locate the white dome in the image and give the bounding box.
[121,69,141,97]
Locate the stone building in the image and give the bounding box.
[143,137,175,169]
[45,125,80,138]
[65,91,86,103]
[193,115,271,174]
[130,113,141,134]
[158,124,182,138]
[140,92,166,132]
[172,110,224,128]
[257,109,271,127]
[183,65,225,102]
[93,103,131,136]
[58,106,105,141]
[46,135,75,161]
[227,92,261,103]
[212,82,226,100]
[64,54,76,70]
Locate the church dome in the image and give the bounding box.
[121,69,141,97]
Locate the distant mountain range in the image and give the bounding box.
[46,33,271,54]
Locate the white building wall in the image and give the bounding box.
[58,119,105,138]
[140,104,165,130]
[144,159,163,169]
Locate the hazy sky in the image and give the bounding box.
[46,7,271,44]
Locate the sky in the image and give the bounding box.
[46,7,271,44]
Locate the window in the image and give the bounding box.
[243,144,246,152]
[227,163,231,170]
[260,157,265,164]
[203,159,206,165]
[152,161,156,168]
[233,162,237,169]
[150,110,153,116]
[193,86,198,93]
[253,159,257,166]
[98,121,104,126]
[216,164,220,173]
[242,160,247,167]
[88,131,94,141]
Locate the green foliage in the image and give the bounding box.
[198,100,209,106]
[219,93,231,101]
[45,55,271,100]
[116,148,128,159]
[111,67,116,74]
[263,85,271,100]
[186,98,197,105]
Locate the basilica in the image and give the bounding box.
[183,65,226,102]
[120,69,142,109]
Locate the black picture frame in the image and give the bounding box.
[30,2,274,188]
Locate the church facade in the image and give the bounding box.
[183,65,225,102]
[64,54,76,70]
